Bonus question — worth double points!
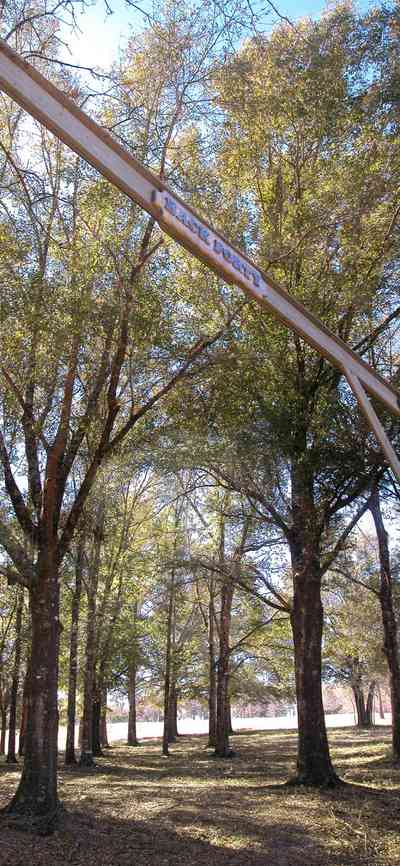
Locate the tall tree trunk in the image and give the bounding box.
[0,706,6,755]
[65,542,83,765]
[168,681,178,741]
[369,488,400,762]
[289,461,338,787]
[208,581,217,747]
[162,570,175,757]
[352,683,368,727]
[215,576,233,758]
[18,666,30,757]
[100,687,109,748]
[291,562,338,785]
[128,601,139,746]
[377,684,385,720]
[4,545,61,834]
[6,587,24,764]
[79,505,103,768]
[226,695,234,734]
[92,682,103,757]
[366,681,376,726]
[128,657,139,746]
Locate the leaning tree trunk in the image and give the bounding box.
[65,542,83,765]
[370,489,400,761]
[208,581,217,747]
[6,587,24,764]
[4,545,61,834]
[289,460,339,787]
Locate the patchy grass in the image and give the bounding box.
[1,727,400,865]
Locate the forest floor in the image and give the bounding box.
[0,726,399,866]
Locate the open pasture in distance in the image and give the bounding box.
[1,727,400,866]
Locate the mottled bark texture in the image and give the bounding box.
[370,488,400,761]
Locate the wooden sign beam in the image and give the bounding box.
[0,39,399,477]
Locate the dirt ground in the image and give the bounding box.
[1,727,400,866]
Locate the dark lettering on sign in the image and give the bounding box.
[165,195,211,245]
[164,193,261,290]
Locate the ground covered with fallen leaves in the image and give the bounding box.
[1,727,400,866]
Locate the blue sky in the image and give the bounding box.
[65,0,375,70]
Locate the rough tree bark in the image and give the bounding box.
[65,541,83,765]
[4,544,61,833]
[6,587,24,763]
[370,488,400,761]
[289,459,339,787]
[215,576,233,758]
[168,680,178,741]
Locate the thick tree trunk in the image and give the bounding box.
[291,570,338,784]
[65,544,83,765]
[352,683,368,727]
[6,587,24,764]
[208,583,217,747]
[3,547,61,834]
[289,459,339,787]
[369,489,400,762]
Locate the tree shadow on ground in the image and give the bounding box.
[0,800,355,866]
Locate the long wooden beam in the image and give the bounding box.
[0,38,399,477]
